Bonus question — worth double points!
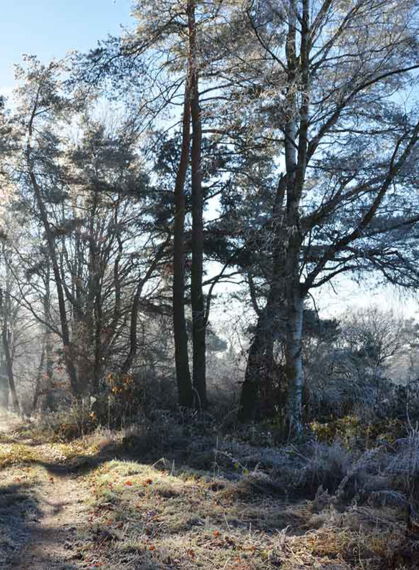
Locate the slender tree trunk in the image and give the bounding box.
[43,269,55,410]
[92,290,103,394]
[88,191,103,394]
[44,329,54,410]
[2,325,19,414]
[0,289,19,414]
[122,240,168,376]
[188,0,207,409]
[31,342,46,413]
[26,102,80,396]
[0,353,9,409]
[121,281,142,377]
[173,74,193,408]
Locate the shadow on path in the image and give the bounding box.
[0,481,41,569]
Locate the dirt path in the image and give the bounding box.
[15,473,90,570]
[0,415,93,570]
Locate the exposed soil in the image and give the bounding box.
[0,415,91,570]
[14,473,89,570]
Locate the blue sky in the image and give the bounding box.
[0,0,134,91]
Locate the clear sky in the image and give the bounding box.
[0,0,134,92]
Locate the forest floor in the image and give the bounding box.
[0,413,417,569]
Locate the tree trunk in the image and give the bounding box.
[122,240,168,376]
[2,326,19,414]
[31,342,46,413]
[239,321,265,422]
[239,0,307,431]
[0,289,19,414]
[42,271,55,410]
[284,289,305,435]
[0,353,9,409]
[44,329,54,410]
[239,176,288,422]
[283,0,308,435]
[173,73,193,408]
[88,191,103,395]
[239,281,289,422]
[188,0,207,410]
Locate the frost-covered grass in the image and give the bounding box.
[1,414,419,568]
[79,454,416,569]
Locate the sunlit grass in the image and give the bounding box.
[0,422,417,569]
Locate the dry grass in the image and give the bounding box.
[0,424,123,469]
[79,459,290,569]
[75,459,418,569]
[1,417,419,569]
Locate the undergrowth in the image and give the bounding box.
[2,411,419,568]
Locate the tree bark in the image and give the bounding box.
[31,342,46,413]
[238,181,288,421]
[0,289,19,415]
[282,0,308,435]
[238,309,272,421]
[3,329,19,414]
[284,285,305,435]
[173,66,193,408]
[188,0,207,409]
[121,240,168,375]
[0,352,9,409]
[42,268,55,410]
